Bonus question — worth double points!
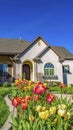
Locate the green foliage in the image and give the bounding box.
[49,85,73,94]
[2,82,8,87]
[10,79,73,130]
[0,87,11,128]
[44,81,61,87]
[67,86,73,94]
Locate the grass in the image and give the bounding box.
[0,87,11,128]
[49,85,73,94]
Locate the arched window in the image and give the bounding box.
[44,63,54,76]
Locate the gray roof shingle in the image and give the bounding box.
[33,46,73,60]
[0,37,73,60]
[52,46,73,59]
[0,38,30,55]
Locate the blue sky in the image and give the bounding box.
[0,0,73,53]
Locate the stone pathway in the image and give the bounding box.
[0,95,16,130]
[54,93,73,102]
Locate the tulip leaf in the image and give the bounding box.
[11,115,19,128]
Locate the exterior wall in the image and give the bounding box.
[63,60,73,85]
[15,39,47,80]
[37,49,63,83]
[15,39,73,84]
[15,61,22,79]
[19,39,47,61]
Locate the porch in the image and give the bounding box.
[0,55,15,84]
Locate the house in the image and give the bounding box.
[0,36,73,85]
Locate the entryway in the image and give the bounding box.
[22,61,33,80]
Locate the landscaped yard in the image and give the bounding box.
[0,80,73,129]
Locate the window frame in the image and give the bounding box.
[44,63,54,76]
[0,64,8,77]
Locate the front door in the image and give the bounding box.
[22,64,30,80]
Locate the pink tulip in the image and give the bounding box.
[33,83,46,94]
[46,93,55,103]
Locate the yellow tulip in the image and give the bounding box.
[15,79,19,83]
[58,109,66,117]
[35,105,42,112]
[45,110,49,115]
[49,106,56,115]
[54,118,58,123]
[64,112,71,120]
[39,110,49,119]
[42,106,46,111]
[29,115,35,122]
[58,104,67,110]
[24,86,32,90]
[43,83,47,86]
[19,79,22,81]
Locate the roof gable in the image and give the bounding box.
[16,35,51,58]
[33,45,73,61]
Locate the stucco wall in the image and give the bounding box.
[15,39,47,80]
[15,61,22,79]
[20,39,47,61]
[37,48,63,83]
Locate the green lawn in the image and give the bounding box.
[49,85,73,94]
[0,87,11,128]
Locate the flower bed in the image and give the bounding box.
[10,79,73,130]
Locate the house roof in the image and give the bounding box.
[33,45,73,60]
[0,36,73,60]
[0,38,30,55]
[52,46,73,59]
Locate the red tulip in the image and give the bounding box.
[17,96,22,104]
[12,97,19,107]
[46,93,55,103]
[25,95,32,102]
[33,83,47,94]
[21,102,28,110]
[59,83,65,88]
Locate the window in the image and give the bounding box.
[63,65,70,74]
[0,64,8,77]
[44,63,54,76]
